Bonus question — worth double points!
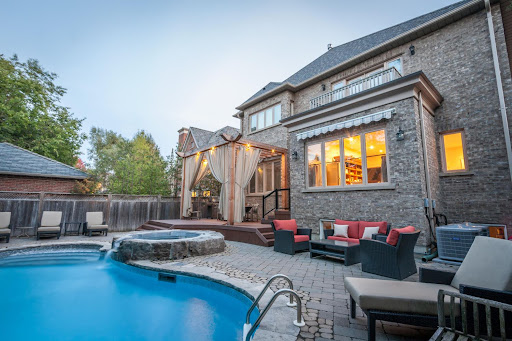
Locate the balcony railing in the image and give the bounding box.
[309,67,402,109]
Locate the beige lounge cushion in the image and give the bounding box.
[0,212,11,229]
[86,212,104,226]
[88,225,108,230]
[38,226,61,232]
[344,277,458,316]
[0,228,11,234]
[40,211,62,227]
[451,236,512,291]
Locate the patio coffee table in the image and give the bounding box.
[309,239,360,266]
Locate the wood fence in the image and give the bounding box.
[0,191,189,235]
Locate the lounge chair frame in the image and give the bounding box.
[271,222,311,255]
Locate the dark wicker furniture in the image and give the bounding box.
[324,223,391,243]
[271,221,311,255]
[345,236,512,341]
[36,211,63,240]
[359,230,420,280]
[84,212,109,237]
[309,239,360,265]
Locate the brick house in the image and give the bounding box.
[180,0,512,248]
[0,143,89,193]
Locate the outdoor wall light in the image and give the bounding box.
[321,84,326,91]
[409,45,415,56]
[396,127,405,141]
[292,151,299,160]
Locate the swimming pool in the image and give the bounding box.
[0,249,258,341]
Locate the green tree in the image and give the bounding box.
[0,54,85,165]
[108,131,170,195]
[168,143,182,197]
[87,127,129,189]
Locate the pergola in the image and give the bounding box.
[178,133,288,225]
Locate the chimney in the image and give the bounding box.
[178,127,189,150]
[327,43,332,50]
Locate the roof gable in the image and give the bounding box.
[238,0,476,108]
[0,143,88,179]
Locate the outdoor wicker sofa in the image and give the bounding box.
[359,228,420,280]
[324,219,391,244]
[344,236,512,341]
[84,212,109,236]
[36,211,63,240]
[0,212,12,243]
[271,219,312,255]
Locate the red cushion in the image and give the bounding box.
[386,226,416,246]
[327,236,360,244]
[359,221,387,238]
[273,219,298,235]
[294,235,309,243]
[335,219,359,238]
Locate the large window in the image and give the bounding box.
[306,129,389,189]
[441,131,467,172]
[248,160,281,194]
[250,104,282,132]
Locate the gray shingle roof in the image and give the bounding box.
[186,126,241,153]
[240,0,473,106]
[0,143,88,179]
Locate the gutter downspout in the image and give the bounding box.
[418,91,434,245]
[485,0,512,184]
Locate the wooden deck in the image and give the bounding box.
[137,219,274,247]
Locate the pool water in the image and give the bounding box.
[0,251,258,341]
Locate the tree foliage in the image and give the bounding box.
[0,54,85,165]
[88,128,171,195]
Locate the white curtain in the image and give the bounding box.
[234,146,261,223]
[181,154,209,217]
[205,145,230,219]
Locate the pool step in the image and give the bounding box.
[0,251,103,267]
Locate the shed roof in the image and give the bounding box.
[0,142,88,179]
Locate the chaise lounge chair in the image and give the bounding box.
[344,236,512,341]
[84,212,108,237]
[0,212,12,243]
[37,211,63,240]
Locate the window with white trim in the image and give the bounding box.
[248,160,281,194]
[250,104,282,132]
[306,129,389,189]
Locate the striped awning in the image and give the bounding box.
[296,108,396,141]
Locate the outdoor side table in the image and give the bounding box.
[64,222,83,236]
[17,226,34,238]
[309,239,361,266]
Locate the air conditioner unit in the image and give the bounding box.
[436,223,488,262]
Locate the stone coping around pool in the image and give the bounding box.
[114,230,226,262]
[0,241,109,258]
[129,259,300,341]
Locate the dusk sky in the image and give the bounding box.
[0,0,459,162]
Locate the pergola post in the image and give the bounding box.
[227,141,236,225]
[179,155,187,219]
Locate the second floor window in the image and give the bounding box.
[250,104,282,132]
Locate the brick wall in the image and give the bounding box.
[0,175,79,193]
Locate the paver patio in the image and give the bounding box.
[1,234,459,341]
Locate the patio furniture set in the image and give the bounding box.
[0,211,109,243]
[272,218,419,280]
[271,219,512,341]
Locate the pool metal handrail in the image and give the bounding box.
[245,274,295,324]
[244,288,305,341]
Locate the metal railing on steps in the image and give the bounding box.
[243,274,305,341]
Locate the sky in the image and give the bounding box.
[0,0,460,163]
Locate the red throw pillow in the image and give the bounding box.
[386,226,416,246]
[359,221,388,238]
[273,219,298,235]
[335,219,359,238]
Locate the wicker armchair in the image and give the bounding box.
[0,212,12,243]
[359,230,420,280]
[271,220,312,255]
